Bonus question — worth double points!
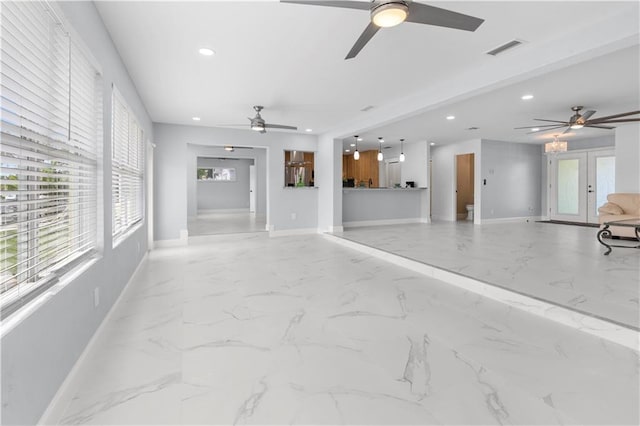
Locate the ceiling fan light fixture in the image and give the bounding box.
[570,123,584,129]
[251,123,265,132]
[224,145,234,152]
[371,2,408,28]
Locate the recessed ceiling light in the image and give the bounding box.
[446,115,455,120]
[430,142,436,146]
[198,48,215,56]
[192,117,201,121]
[531,128,540,132]
[305,128,312,132]
[350,143,356,147]
[345,149,350,152]
[357,137,363,141]
[521,94,534,100]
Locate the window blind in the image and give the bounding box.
[0,1,101,311]
[111,90,144,240]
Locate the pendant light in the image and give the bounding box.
[353,135,360,160]
[377,137,384,161]
[399,138,405,162]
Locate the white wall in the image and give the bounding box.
[1,3,153,425]
[615,123,640,192]
[481,140,541,220]
[154,123,318,242]
[401,141,429,188]
[430,139,482,222]
[317,136,343,232]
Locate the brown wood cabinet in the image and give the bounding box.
[343,150,379,188]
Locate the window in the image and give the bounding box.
[111,89,144,241]
[0,2,101,312]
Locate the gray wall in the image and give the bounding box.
[614,124,640,192]
[481,140,541,220]
[1,2,153,425]
[154,123,318,241]
[196,158,252,211]
[342,189,426,223]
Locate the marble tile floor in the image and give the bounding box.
[334,221,640,330]
[187,211,267,236]
[48,233,639,425]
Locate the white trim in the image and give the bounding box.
[37,253,149,425]
[269,228,318,237]
[480,216,543,225]
[323,234,638,351]
[197,208,250,214]
[327,225,344,233]
[154,229,188,248]
[0,258,99,338]
[343,218,423,228]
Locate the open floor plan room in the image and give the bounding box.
[46,232,639,425]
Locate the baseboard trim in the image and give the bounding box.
[269,228,319,237]
[343,218,424,228]
[323,233,638,351]
[480,216,542,224]
[197,208,250,214]
[38,253,149,425]
[154,229,188,248]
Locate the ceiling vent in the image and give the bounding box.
[486,39,524,56]
[466,126,479,130]
[360,105,375,112]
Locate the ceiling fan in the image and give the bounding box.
[244,106,297,134]
[515,106,640,134]
[280,0,484,59]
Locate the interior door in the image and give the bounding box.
[249,165,256,213]
[587,149,615,224]
[549,152,587,222]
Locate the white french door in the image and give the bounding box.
[549,149,615,224]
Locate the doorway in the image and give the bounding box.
[455,153,475,221]
[549,149,615,224]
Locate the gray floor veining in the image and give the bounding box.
[188,211,267,236]
[51,232,639,425]
[335,221,640,329]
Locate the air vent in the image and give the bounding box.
[360,105,375,112]
[466,126,479,130]
[486,39,523,56]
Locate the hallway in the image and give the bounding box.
[188,211,267,236]
[46,233,638,425]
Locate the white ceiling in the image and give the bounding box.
[95,1,640,150]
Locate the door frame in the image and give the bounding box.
[547,147,614,224]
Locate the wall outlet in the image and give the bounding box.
[291,212,297,220]
[93,287,100,308]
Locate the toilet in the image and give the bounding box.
[466,204,474,221]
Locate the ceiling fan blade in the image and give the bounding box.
[280,0,370,10]
[406,2,484,31]
[584,124,616,130]
[514,124,568,129]
[345,21,380,59]
[533,119,570,124]
[581,110,596,121]
[561,126,572,134]
[265,123,298,130]
[588,118,640,125]
[588,110,640,123]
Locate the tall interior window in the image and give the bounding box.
[111,90,144,241]
[0,1,102,313]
